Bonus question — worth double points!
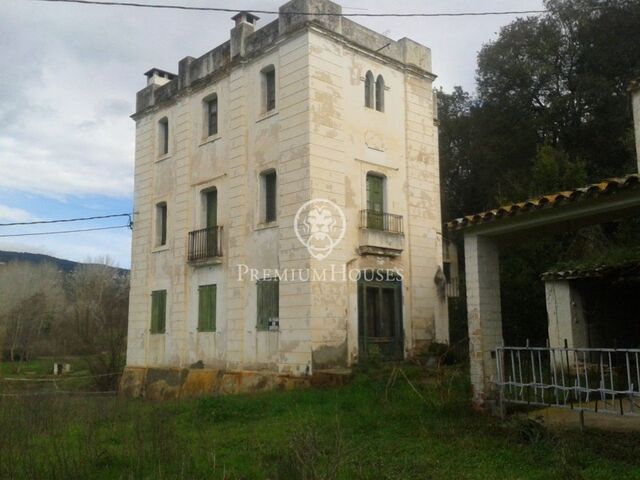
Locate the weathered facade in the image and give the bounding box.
[123,0,447,396]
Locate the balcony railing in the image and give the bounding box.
[360,210,403,234]
[188,226,222,262]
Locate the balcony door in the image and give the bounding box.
[366,173,384,230]
[357,273,403,360]
[205,189,218,257]
[205,190,217,228]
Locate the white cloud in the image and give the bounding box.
[0,205,35,223]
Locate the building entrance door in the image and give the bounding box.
[357,274,403,360]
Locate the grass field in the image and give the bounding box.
[1,363,639,479]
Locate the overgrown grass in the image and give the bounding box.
[0,364,639,479]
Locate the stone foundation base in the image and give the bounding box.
[119,366,351,400]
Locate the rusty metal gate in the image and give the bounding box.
[496,345,640,416]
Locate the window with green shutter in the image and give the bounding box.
[198,284,217,332]
[257,278,279,331]
[151,290,166,334]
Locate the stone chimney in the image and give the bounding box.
[631,79,640,173]
[144,68,176,87]
[231,11,259,58]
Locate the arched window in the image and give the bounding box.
[364,71,374,108]
[375,75,385,112]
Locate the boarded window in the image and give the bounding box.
[263,170,277,222]
[257,278,279,331]
[263,66,276,112]
[198,284,217,332]
[156,202,167,246]
[151,290,167,334]
[206,96,218,137]
[159,117,169,155]
[364,71,374,108]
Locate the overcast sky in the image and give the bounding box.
[0,0,544,267]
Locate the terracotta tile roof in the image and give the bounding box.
[447,174,640,232]
[541,261,640,281]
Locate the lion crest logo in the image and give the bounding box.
[294,199,346,260]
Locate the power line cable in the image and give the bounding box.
[31,0,577,17]
[0,224,131,238]
[0,213,131,227]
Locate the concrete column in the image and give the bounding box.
[545,280,588,352]
[464,234,503,407]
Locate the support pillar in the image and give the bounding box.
[464,234,503,407]
[545,280,588,371]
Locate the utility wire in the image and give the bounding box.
[0,213,131,227]
[0,224,131,238]
[32,0,566,17]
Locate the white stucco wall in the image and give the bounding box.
[126,14,447,375]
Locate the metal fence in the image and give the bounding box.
[359,210,403,234]
[496,345,640,416]
[188,226,223,262]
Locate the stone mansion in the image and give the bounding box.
[123,0,448,395]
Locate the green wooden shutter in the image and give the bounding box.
[206,191,217,229]
[151,290,166,334]
[257,281,266,330]
[198,284,216,332]
[257,279,278,331]
[366,174,384,230]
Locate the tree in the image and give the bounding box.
[0,262,64,362]
[65,258,129,390]
[439,0,640,345]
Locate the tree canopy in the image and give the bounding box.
[439,0,640,345]
[440,0,640,221]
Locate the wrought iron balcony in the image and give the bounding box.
[359,210,403,234]
[188,226,222,263]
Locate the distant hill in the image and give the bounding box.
[0,251,128,274]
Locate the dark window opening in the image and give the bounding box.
[263,170,277,222]
[157,202,167,246]
[159,118,169,155]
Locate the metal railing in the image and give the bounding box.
[359,210,403,234]
[496,345,640,416]
[188,226,222,262]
